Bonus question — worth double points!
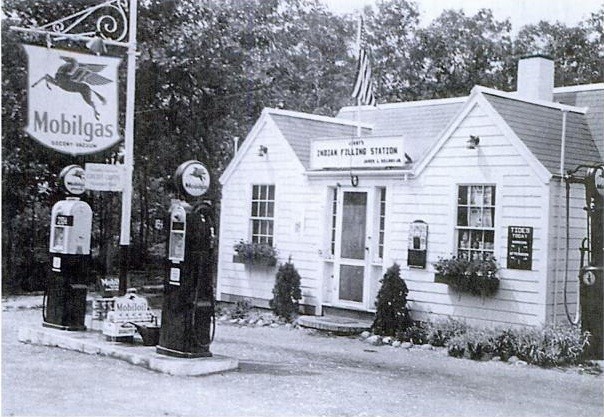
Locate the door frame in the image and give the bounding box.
[333,186,377,309]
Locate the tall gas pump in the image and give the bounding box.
[157,161,216,358]
[44,165,92,331]
[566,164,604,359]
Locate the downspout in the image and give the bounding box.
[553,109,568,324]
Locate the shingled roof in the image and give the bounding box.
[269,112,371,169]
[554,85,604,160]
[483,92,602,174]
[336,98,466,161]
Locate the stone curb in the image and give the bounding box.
[18,326,239,377]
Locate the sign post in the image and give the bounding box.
[119,0,138,295]
[12,0,138,296]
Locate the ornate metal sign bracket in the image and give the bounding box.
[10,0,130,48]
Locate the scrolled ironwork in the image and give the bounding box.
[38,0,129,43]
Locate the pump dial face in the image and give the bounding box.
[60,165,86,195]
[582,270,597,286]
[175,160,210,198]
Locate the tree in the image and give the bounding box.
[515,19,603,85]
[413,9,515,98]
[364,0,421,102]
[372,263,411,336]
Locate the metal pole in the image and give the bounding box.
[119,0,137,295]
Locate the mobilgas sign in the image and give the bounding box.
[23,45,121,155]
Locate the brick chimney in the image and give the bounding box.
[516,55,555,102]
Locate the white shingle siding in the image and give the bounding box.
[394,102,549,326]
[546,181,584,324]
[217,117,321,306]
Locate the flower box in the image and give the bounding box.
[433,255,500,297]
[232,241,278,267]
[232,253,277,267]
[434,272,499,297]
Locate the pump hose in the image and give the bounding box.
[563,179,581,326]
[210,298,216,343]
[42,286,47,322]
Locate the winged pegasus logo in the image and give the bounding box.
[31,56,112,120]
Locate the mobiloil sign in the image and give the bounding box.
[23,45,121,155]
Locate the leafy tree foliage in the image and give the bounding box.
[514,18,603,86]
[2,0,602,291]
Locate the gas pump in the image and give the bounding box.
[565,164,604,359]
[157,160,216,358]
[44,165,92,331]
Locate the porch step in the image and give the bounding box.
[297,315,372,335]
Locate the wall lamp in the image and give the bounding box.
[258,145,268,156]
[467,135,480,149]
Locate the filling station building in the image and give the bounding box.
[216,56,604,328]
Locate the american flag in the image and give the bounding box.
[351,16,376,106]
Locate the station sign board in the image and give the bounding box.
[23,45,121,155]
[310,137,406,170]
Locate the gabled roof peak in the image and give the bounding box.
[263,108,373,129]
[471,86,588,114]
[339,96,467,113]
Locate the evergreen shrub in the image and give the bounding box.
[372,263,411,337]
[269,261,302,321]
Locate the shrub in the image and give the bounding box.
[494,328,518,362]
[269,261,302,321]
[513,325,590,367]
[447,327,498,360]
[445,323,591,366]
[372,263,411,336]
[424,317,469,347]
[396,322,427,344]
[230,299,253,319]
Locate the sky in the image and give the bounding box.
[323,0,603,31]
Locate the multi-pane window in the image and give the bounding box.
[456,185,495,261]
[330,188,338,255]
[251,185,275,245]
[378,188,386,259]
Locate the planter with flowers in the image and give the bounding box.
[433,255,500,297]
[233,241,278,267]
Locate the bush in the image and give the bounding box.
[372,263,411,337]
[230,299,253,319]
[269,261,302,321]
[424,317,469,347]
[445,324,591,366]
[513,325,590,367]
[396,322,427,344]
[447,328,498,360]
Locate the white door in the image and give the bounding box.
[334,190,369,307]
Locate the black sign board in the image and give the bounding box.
[55,215,74,226]
[507,226,533,270]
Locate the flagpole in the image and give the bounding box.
[355,14,362,140]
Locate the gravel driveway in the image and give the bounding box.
[2,305,602,417]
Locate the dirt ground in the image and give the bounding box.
[2,304,603,417]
